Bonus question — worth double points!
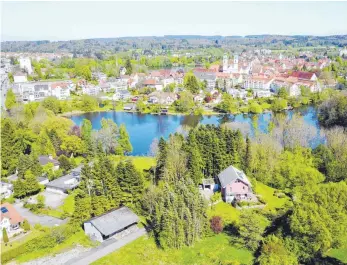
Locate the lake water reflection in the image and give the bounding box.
[69,106,323,155]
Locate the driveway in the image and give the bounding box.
[66,228,147,265]
[31,191,67,209]
[13,202,67,227]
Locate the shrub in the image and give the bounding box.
[210,216,223,234]
[22,219,30,231]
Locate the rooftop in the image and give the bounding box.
[0,203,24,225]
[45,165,82,192]
[85,206,139,237]
[217,165,251,188]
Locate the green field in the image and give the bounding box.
[254,182,290,210]
[92,233,253,265]
[109,155,156,172]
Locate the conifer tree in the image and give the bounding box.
[155,137,168,183]
[118,124,133,154]
[2,228,9,244]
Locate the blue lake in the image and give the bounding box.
[69,106,323,156]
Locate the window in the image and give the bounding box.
[1,207,8,213]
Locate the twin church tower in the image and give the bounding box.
[223,53,239,74]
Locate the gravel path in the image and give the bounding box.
[12,246,91,265]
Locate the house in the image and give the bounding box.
[51,82,72,100]
[13,72,28,83]
[38,155,60,170]
[0,203,24,236]
[82,84,100,96]
[0,182,13,199]
[217,165,257,203]
[124,103,136,111]
[227,88,247,99]
[193,70,217,91]
[148,91,177,105]
[83,206,139,242]
[119,66,127,76]
[19,57,33,75]
[200,178,218,192]
[45,166,82,194]
[289,71,317,81]
[143,79,163,91]
[243,76,273,90]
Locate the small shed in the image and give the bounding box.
[84,206,139,242]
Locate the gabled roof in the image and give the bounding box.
[217,165,251,188]
[0,203,24,225]
[38,155,60,166]
[85,206,139,237]
[290,71,315,80]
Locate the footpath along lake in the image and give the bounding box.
[70,106,324,156]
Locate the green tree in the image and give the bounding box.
[278,87,289,99]
[58,155,74,173]
[42,97,60,114]
[258,235,298,265]
[125,59,133,75]
[2,228,9,244]
[5,89,16,110]
[22,219,30,231]
[118,124,133,154]
[183,73,200,94]
[271,98,288,112]
[238,210,265,251]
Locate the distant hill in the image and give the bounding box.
[1,35,347,54]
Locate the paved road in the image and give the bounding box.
[66,228,147,265]
[13,202,67,227]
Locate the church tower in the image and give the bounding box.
[233,54,239,72]
[223,53,228,72]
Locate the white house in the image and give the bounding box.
[244,76,273,90]
[19,57,33,75]
[82,84,100,96]
[51,82,72,100]
[0,203,24,237]
[13,72,28,83]
[0,182,13,199]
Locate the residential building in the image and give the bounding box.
[217,165,257,203]
[113,90,131,101]
[289,71,317,81]
[148,91,177,105]
[19,57,33,75]
[83,206,139,242]
[0,203,24,236]
[143,79,163,91]
[82,84,100,96]
[45,166,82,194]
[0,182,13,199]
[51,82,72,100]
[227,88,247,99]
[243,76,273,90]
[13,72,28,83]
[38,155,60,170]
[193,70,217,91]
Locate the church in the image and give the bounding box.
[223,53,239,74]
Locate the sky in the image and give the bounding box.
[1,1,347,41]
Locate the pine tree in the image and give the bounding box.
[118,124,133,154]
[125,59,133,75]
[23,170,40,196]
[244,136,252,174]
[2,228,9,244]
[155,137,168,183]
[71,190,92,225]
[1,119,20,176]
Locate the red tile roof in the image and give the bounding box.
[0,203,24,225]
[290,71,315,80]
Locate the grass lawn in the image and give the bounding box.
[14,230,93,264]
[1,229,44,252]
[326,236,347,263]
[92,233,253,265]
[208,201,240,225]
[109,155,155,172]
[254,182,290,210]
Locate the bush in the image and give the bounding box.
[210,216,223,234]
[22,219,30,231]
